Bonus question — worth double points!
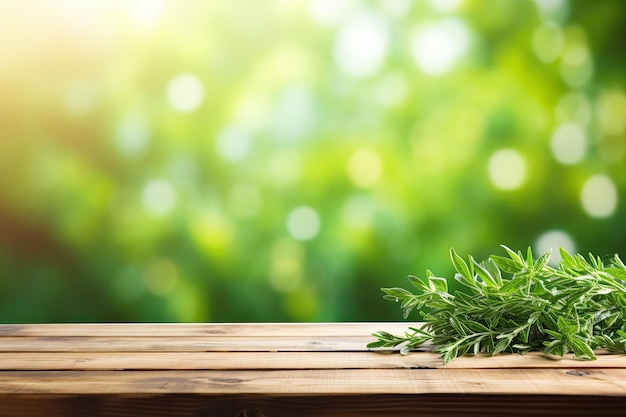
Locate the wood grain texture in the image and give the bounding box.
[0,350,624,371]
[0,322,417,337]
[1,369,625,395]
[0,323,624,416]
[1,394,625,417]
[0,335,373,352]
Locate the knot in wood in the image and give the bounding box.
[566,370,592,377]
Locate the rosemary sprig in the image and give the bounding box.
[368,245,626,364]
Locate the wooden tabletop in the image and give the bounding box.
[0,322,625,417]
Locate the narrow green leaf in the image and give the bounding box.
[464,320,490,333]
[450,248,473,281]
[454,272,478,290]
[490,255,521,274]
[428,276,448,293]
[407,275,428,292]
[483,258,503,286]
[448,316,467,336]
[569,336,596,360]
[612,254,626,271]
[366,340,389,349]
[559,247,577,269]
[526,246,534,267]
[512,344,531,350]
[500,245,525,266]
[534,249,552,270]
[381,287,414,300]
[544,329,562,339]
[556,316,576,335]
[492,337,511,355]
[471,256,498,288]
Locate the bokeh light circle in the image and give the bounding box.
[580,175,618,218]
[166,73,204,113]
[487,149,527,191]
[287,206,321,241]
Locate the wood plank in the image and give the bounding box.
[0,369,624,396]
[0,351,434,371]
[0,322,418,337]
[1,394,625,417]
[433,350,626,369]
[0,336,373,352]
[0,350,624,371]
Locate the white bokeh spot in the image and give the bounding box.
[287,206,320,241]
[216,124,251,162]
[411,18,471,76]
[142,179,176,217]
[333,10,388,77]
[550,123,586,165]
[307,0,356,26]
[166,73,204,113]
[128,0,166,31]
[488,149,527,191]
[580,174,618,218]
[117,112,150,157]
[532,23,563,63]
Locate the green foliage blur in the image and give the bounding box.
[0,0,624,323]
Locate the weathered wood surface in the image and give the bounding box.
[2,350,624,370]
[2,369,625,395]
[0,323,625,417]
[0,322,412,337]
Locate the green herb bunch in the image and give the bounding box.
[368,246,626,364]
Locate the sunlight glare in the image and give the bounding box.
[333,10,388,77]
[410,18,471,76]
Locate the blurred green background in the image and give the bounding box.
[0,0,624,323]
